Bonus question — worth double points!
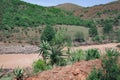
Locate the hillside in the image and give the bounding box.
[0,0,94,30]
[54,3,83,12]
[55,1,120,19]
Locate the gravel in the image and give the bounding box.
[0,43,39,54]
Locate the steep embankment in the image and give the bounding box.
[26,59,102,80]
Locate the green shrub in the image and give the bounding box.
[102,49,120,80]
[103,22,113,34]
[87,68,103,80]
[92,35,100,42]
[116,30,120,42]
[53,28,66,45]
[41,25,55,43]
[13,68,24,80]
[70,50,85,63]
[33,59,47,73]
[87,49,120,80]
[39,41,50,61]
[0,73,13,80]
[86,49,100,60]
[96,12,102,17]
[89,26,98,37]
[50,46,66,66]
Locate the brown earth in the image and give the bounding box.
[25,59,102,80]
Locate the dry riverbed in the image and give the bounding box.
[0,42,120,69]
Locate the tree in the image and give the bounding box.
[53,28,66,45]
[41,25,55,42]
[89,26,98,37]
[116,30,120,42]
[103,23,113,34]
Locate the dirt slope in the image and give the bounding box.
[55,1,120,19]
[55,3,82,12]
[26,59,102,80]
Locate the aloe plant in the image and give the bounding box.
[13,68,24,80]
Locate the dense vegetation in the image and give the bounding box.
[87,49,120,80]
[0,0,95,30]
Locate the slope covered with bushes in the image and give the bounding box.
[0,0,94,30]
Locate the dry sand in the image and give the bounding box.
[0,54,41,69]
[0,43,119,69]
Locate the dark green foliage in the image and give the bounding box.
[86,49,100,60]
[116,30,120,42]
[41,25,55,42]
[100,19,114,34]
[103,23,113,34]
[33,59,47,73]
[39,40,66,66]
[50,45,66,66]
[89,26,98,37]
[92,35,100,42]
[39,41,50,62]
[13,68,24,80]
[70,50,85,63]
[102,49,120,80]
[87,49,120,80]
[0,0,95,30]
[87,68,103,80]
[74,32,85,42]
[96,12,102,17]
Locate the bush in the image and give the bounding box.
[70,50,85,63]
[102,49,120,80]
[89,26,98,37]
[87,68,103,80]
[53,28,66,45]
[50,45,66,66]
[103,23,113,34]
[92,35,100,42]
[41,25,55,42]
[116,30,120,42]
[33,59,47,73]
[87,49,120,80]
[86,49,100,60]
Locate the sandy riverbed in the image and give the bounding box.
[0,43,120,69]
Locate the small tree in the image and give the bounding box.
[89,26,98,37]
[41,25,55,42]
[103,23,113,34]
[53,28,66,45]
[116,30,120,42]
